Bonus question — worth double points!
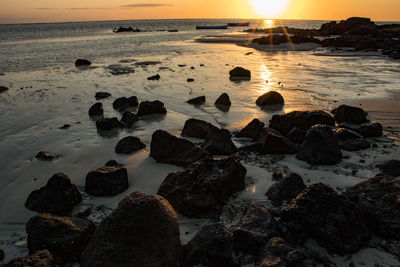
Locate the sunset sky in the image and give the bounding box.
[1,0,399,24]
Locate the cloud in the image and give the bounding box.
[120,3,173,8]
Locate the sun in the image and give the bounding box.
[250,0,291,18]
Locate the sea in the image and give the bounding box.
[0,19,400,265]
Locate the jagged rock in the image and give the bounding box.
[26,213,95,263]
[95,92,111,100]
[339,122,382,138]
[6,250,55,267]
[333,127,370,151]
[147,74,161,80]
[281,183,370,255]
[266,173,306,206]
[345,174,400,239]
[215,93,231,106]
[296,125,342,165]
[181,118,218,139]
[115,136,146,154]
[137,100,167,116]
[229,67,251,80]
[25,173,82,215]
[157,156,246,218]
[320,17,377,36]
[285,127,306,145]
[332,104,368,124]
[96,117,123,131]
[88,102,103,117]
[81,192,181,267]
[150,130,209,167]
[120,111,139,127]
[183,224,237,267]
[256,91,284,106]
[75,59,91,67]
[233,203,280,255]
[187,96,205,105]
[376,160,400,177]
[85,166,128,196]
[35,151,56,161]
[236,118,265,140]
[112,96,139,111]
[269,110,335,135]
[201,128,237,155]
[258,128,298,154]
[0,86,9,93]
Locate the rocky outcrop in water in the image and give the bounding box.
[95,92,111,100]
[266,173,306,206]
[333,127,370,151]
[332,104,368,124]
[320,17,377,36]
[120,111,139,127]
[75,59,91,67]
[215,93,231,106]
[236,118,265,140]
[137,100,167,116]
[96,117,123,131]
[229,67,251,80]
[338,122,383,138]
[201,128,237,155]
[85,165,128,196]
[112,96,139,111]
[181,118,218,139]
[115,136,145,154]
[88,102,103,117]
[187,95,205,105]
[256,91,284,106]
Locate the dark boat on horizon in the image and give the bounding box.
[196,25,228,30]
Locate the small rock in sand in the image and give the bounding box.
[256,91,284,106]
[88,102,103,117]
[137,100,167,116]
[376,160,400,177]
[181,118,218,139]
[187,96,205,105]
[35,151,57,161]
[115,136,146,154]
[96,117,123,131]
[75,58,91,67]
[187,78,194,82]
[0,86,9,93]
[95,92,111,100]
[85,166,129,196]
[121,111,139,127]
[59,124,71,129]
[229,67,251,80]
[147,74,161,80]
[113,96,139,111]
[215,93,231,106]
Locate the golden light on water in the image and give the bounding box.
[250,0,291,18]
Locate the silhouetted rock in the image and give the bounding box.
[106,64,135,75]
[181,118,218,139]
[112,96,139,111]
[150,130,209,166]
[339,122,382,138]
[258,128,298,154]
[88,102,103,117]
[266,173,306,206]
[137,100,167,116]
[187,78,195,82]
[376,160,400,177]
[157,156,246,218]
[6,250,55,267]
[229,67,251,80]
[81,192,181,267]
[320,17,377,36]
[256,91,284,106]
[115,136,146,154]
[187,96,205,105]
[96,117,123,131]
[236,118,265,140]
[215,93,231,106]
[269,110,335,135]
[95,92,111,100]
[296,125,342,165]
[26,213,95,263]
[59,124,70,130]
[120,111,139,127]
[333,127,370,151]
[183,224,237,267]
[75,59,91,67]
[0,86,9,93]
[35,151,56,161]
[147,74,160,80]
[25,173,82,215]
[332,104,368,124]
[285,127,307,145]
[105,160,123,167]
[202,128,237,155]
[85,166,128,196]
[281,183,370,255]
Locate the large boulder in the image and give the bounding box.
[157,156,246,218]
[256,91,284,106]
[332,104,368,124]
[88,102,103,117]
[137,100,167,116]
[269,110,335,135]
[339,122,382,138]
[181,118,218,139]
[236,118,265,140]
[81,192,181,267]
[281,183,370,255]
[201,128,237,155]
[120,111,139,128]
[229,67,251,80]
[75,59,91,67]
[112,96,139,112]
[376,160,400,177]
[266,173,306,206]
[345,174,400,239]
[95,117,123,131]
[333,127,370,151]
[26,214,95,263]
[6,250,56,267]
[115,136,146,154]
[25,173,82,216]
[85,166,128,197]
[182,224,237,267]
[150,130,209,167]
[296,125,342,165]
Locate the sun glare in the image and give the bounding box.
[250,0,291,18]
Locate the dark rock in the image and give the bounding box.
[147,74,161,80]
[35,151,56,161]
[258,128,298,154]
[285,127,306,145]
[0,249,4,261]
[320,17,377,36]
[120,111,139,127]
[345,174,400,239]
[59,124,70,130]
[95,92,111,100]
[106,64,135,75]
[112,96,139,111]
[115,136,146,154]
[113,26,140,33]
[88,102,103,117]
[236,118,265,140]
[137,100,167,116]
[376,160,400,177]
[229,67,251,80]
[266,173,306,206]
[85,166,129,196]
[256,91,284,106]
[252,34,290,45]
[157,156,246,218]
[6,250,55,267]
[269,110,335,135]
[281,183,370,255]
[339,122,383,138]
[333,128,370,151]
[201,128,237,155]
[233,203,280,255]
[332,104,368,124]
[215,93,231,106]
[0,86,9,93]
[26,213,95,263]
[181,118,218,139]
[75,59,91,67]
[25,173,82,215]
[187,96,205,105]
[95,117,123,131]
[81,192,181,267]
[105,160,123,167]
[183,224,237,267]
[296,125,342,165]
[187,78,195,82]
[150,130,209,167]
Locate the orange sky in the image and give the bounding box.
[1,0,399,23]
